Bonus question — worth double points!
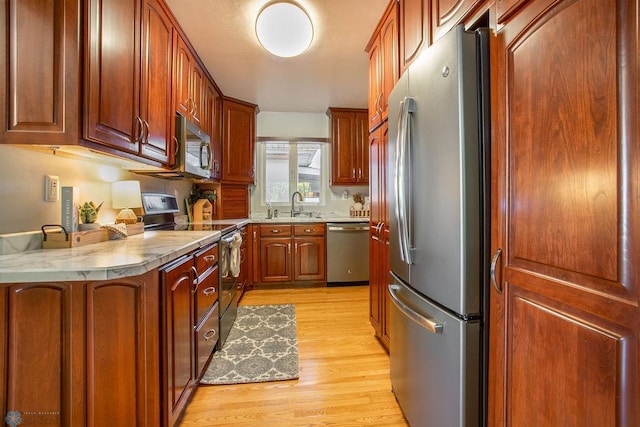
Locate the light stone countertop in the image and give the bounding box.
[0,216,367,284]
[0,230,221,284]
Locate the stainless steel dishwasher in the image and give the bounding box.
[326,222,369,285]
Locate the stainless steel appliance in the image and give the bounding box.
[387,26,490,427]
[140,193,243,350]
[326,222,369,285]
[133,115,211,179]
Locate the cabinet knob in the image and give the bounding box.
[202,286,216,296]
[204,329,217,340]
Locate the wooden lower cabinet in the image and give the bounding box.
[161,254,196,427]
[369,227,390,351]
[0,272,161,426]
[258,224,326,284]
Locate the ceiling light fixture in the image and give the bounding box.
[256,2,313,58]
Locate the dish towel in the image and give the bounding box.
[229,232,242,278]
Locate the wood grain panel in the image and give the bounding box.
[508,0,619,285]
[400,0,425,74]
[294,237,326,281]
[5,284,72,426]
[507,286,624,426]
[86,281,140,426]
[260,238,292,282]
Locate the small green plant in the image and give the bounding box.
[79,201,103,224]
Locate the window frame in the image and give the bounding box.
[257,137,329,208]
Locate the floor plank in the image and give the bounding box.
[178,285,408,426]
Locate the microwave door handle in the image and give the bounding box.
[200,142,211,169]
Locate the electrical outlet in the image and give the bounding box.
[45,175,60,202]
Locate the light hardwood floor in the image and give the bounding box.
[178,285,409,426]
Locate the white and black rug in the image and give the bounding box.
[200,304,299,385]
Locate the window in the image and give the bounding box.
[261,140,325,205]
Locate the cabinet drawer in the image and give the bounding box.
[195,303,219,377]
[195,266,219,324]
[294,223,325,236]
[195,243,218,276]
[260,224,292,237]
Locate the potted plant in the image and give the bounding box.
[78,201,103,230]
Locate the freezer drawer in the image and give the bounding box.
[389,274,481,427]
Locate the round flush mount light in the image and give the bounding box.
[256,2,313,58]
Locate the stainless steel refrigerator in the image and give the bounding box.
[387,25,490,427]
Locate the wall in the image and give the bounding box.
[0,145,192,234]
[251,112,369,218]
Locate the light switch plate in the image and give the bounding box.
[45,175,60,202]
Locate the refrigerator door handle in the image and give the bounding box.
[394,97,416,264]
[389,284,443,334]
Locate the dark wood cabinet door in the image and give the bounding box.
[368,232,382,338]
[380,5,398,124]
[85,272,160,427]
[369,126,383,227]
[367,36,383,131]
[161,255,196,426]
[495,0,530,24]
[249,225,261,285]
[1,0,81,145]
[330,110,358,184]
[205,83,223,179]
[259,237,293,282]
[85,0,140,153]
[431,0,485,42]
[190,62,204,126]
[222,98,256,184]
[140,0,172,164]
[399,0,426,75]
[1,283,78,426]
[489,0,640,425]
[173,33,192,119]
[219,184,249,219]
[356,111,369,184]
[294,237,326,281]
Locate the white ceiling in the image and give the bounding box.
[164,0,389,113]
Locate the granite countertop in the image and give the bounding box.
[0,230,221,284]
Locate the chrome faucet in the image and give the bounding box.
[291,191,304,217]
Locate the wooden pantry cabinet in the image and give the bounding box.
[327,108,369,185]
[258,224,326,284]
[489,0,639,425]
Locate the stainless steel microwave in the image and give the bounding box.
[175,115,211,179]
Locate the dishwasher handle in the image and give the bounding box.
[327,224,369,232]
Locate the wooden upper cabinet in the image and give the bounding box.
[140,0,173,164]
[327,107,369,185]
[204,82,222,180]
[399,0,427,75]
[489,0,639,425]
[366,0,398,131]
[173,33,206,127]
[495,0,530,24]
[85,0,141,154]
[85,0,172,165]
[431,0,485,42]
[221,98,257,184]
[0,0,81,145]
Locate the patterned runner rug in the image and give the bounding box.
[200,304,299,385]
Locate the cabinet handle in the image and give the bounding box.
[142,119,150,144]
[135,116,144,143]
[202,286,216,296]
[173,136,180,158]
[204,329,216,340]
[288,243,291,254]
[304,229,313,233]
[191,266,199,294]
[294,242,298,253]
[379,92,384,114]
[204,254,216,264]
[358,168,362,179]
[253,231,257,240]
[490,248,503,294]
[270,229,281,233]
[352,168,356,178]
